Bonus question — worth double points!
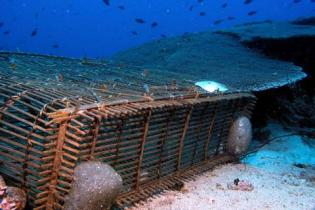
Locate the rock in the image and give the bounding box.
[64,161,123,210]
[6,187,27,210]
[0,176,26,210]
[227,116,252,156]
[227,180,254,191]
[0,175,6,197]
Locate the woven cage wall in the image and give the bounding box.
[0,52,256,209]
[0,90,255,209]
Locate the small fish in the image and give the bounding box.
[247,10,257,16]
[244,0,253,4]
[131,31,138,35]
[227,16,236,20]
[198,0,204,2]
[189,5,194,11]
[3,30,10,35]
[118,5,125,10]
[103,0,110,6]
[0,22,4,28]
[151,22,158,28]
[293,0,302,3]
[135,18,145,24]
[199,12,206,16]
[214,19,223,25]
[52,44,59,48]
[160,34,167,38]
[311,0,315,3]
[31,28,38,37]
[221,3,228,8]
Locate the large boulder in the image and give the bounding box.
[64,162,123,210]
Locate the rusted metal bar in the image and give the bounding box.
[89,116,101,160]
[176,106,193,170]
[135,109,152,190]
[45,119,69,210]
[204,103,218,160]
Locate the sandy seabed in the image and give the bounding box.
[131,123,315,210]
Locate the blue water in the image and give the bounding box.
[0,0,314,58]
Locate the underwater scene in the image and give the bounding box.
[0,0,315,210]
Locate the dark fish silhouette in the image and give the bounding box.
[103,0,110,6]
[198,0,204,2]
[189,5,194,11]
[3,30,10,35]
[311,0,315,2]
[151,22,158,28]
[291,17,315,25]
[222,3,228,8]
[118,5,125,10]
[227,16,236,20]
[52,44,59,48]
[161,34,167,38]
[248,10,257,16]
[131,31,138,35]
[214,19,223,25]
[244,0,253,4]
[199,12,206,16]
[293,0,302,2]
[135,18,145,24]
[0,22,3,28]
[31,28,38,37]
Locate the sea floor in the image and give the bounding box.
[130,123,315,210]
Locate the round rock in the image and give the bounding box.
[64,161,123,210]
[227,116,252,156]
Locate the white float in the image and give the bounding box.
[195,80,228,93]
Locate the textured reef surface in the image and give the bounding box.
[222,20,315,41]
[113,20,315,92]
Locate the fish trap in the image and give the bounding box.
[0,52,256,209]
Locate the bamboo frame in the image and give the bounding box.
[0,52,257,209]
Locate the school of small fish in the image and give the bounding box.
[0,0,314,50]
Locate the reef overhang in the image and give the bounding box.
[113,20,315,92]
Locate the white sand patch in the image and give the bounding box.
[130,123,315,210]
[131,164,315,210]
[244,123,315,174]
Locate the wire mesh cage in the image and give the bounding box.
[0,52,256,209]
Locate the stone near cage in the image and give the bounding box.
[64,161,123,210]
[0,175,7,196]
[0,176,26,210]
[6,187,27,210]
[227,116,252,156]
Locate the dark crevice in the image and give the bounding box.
[243,36,315,137]
[291,16,315,26]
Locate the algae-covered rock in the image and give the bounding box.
[6,187,27,210]
[64,162,123,210]
[227,116,252,156]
